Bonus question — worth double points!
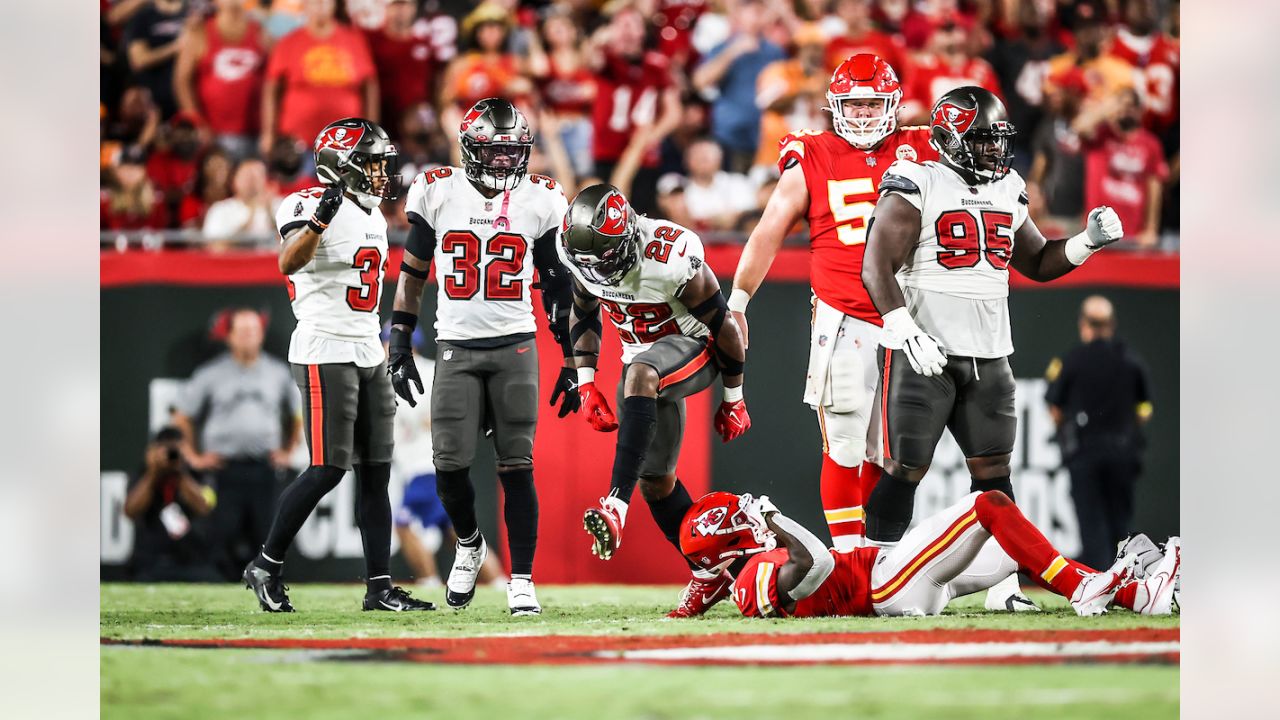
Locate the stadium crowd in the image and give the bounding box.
[100,0,1178,250]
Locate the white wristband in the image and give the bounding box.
[881,307,920,335]
[1064,231,1097,266]
[576,367,596,385]
[723,385,743,402]
[727,288,751,313]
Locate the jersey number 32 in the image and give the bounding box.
[441,231,528,301]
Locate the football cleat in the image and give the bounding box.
[507,577,542,616]
[446,537,488,609]
[1131,537,1180,615]
[983,573,1040,612]
[667,570,734,618]
[243,562,294,613]
[363,585,437,612]
[1071,552,1140,617]
[583,497,625,560]
[1116,533,1164,576]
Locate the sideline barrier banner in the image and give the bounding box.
[101,250,1177,582]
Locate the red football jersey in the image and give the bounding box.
[1108,32,1179,132]
[733,546,879,618]
[904,55,1003,117]
[777,127,937,324]
[591,51,674,164]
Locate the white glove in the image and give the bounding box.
[738,493,779,545]
[880,307,947,377]
[1085,206,1124,249]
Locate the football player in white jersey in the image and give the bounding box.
[559,183,751,618]
[387,98,576,616]
[860,87,1124,550]
[243,117,434,613]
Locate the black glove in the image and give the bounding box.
[309,185,344,231]
[549,366,581,418]
[387,327,424,406]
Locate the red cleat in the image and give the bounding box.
[583,498,625,560]
[667,570,734,618]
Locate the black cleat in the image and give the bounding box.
[243,562,294,613]
[363,585,437,612]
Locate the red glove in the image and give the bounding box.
[579,382,618,432]
[714,399,751,443]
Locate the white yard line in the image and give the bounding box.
[613,640,1180,663]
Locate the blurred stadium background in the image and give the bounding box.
[99,0,1178,584]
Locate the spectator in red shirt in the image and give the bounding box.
[146,112,206,220]
[901,16,1003,121]
[102,146,170,231]
[1080,89,1168,248]
[260,0,378,156]
[527,6,596,180]
[177,148,233,229]
[173,0,267,160]
[823,0,908,83]
[1107,0,1179,137]
[364,0,435,138]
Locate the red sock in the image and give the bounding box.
[1113,583,1138,610]
[857,461,881,509]
[820,454,863,548]
[973,491,1092,598]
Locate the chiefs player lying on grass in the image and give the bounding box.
[678,491,1179,618]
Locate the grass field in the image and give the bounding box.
[101,583,1178,719]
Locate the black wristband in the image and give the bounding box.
[391,311,418,331]
[400,262,428,279]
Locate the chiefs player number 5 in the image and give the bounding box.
[827,178,878,246]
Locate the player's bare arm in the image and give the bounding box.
[1010,208,1125,282]
[751,497,835,610]
[730,164,809,347]
[861,192,920,315]
[678,263,751,442]
[386,212,437,406]
[568,276,617,432]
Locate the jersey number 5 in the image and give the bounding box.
[346,247,385,312]
[934,210,1014,270]
[441,230,528,301]
[827,178,878,246]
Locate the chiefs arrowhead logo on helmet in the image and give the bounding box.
[596,192,629,237]
[692,507,728,537]
[315,124,365,153]
[934,102,977,135]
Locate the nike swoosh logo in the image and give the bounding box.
[677,243,688,257]
[517,347,531,354]
[380,600,403,611]
[700,593,719,604]
[264,596,282,611]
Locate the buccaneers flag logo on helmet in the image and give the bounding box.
[933,102,977,135]
[315,124,366,153]
[597,192,630,237]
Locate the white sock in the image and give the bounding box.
[603,495,629,526]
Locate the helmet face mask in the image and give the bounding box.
[825,54,903,149]
[562,184,641,286]
[314,118,401,209]
[929,87,1017,184]
[459,98,533,193]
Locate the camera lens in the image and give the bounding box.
[166,447,181,462]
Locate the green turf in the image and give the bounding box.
[101,583,1179,719]
[101,583,1179,639]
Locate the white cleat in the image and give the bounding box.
[1071,552,1140,617]
[507,577,542,616]
[984,573,1040,612]
[445,538,488,610]
[1132,537,1180,615]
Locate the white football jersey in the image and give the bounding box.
[560,216,709,364]
[276,187,389,368]
[881,160,1029,358]
[404,168,568,342]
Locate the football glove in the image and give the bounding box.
[387,328,424,406]
[880,307,946,377]
[714,399,751,442]
[579,382,618,432]
[549,366,581,418]
[311,185,344,229]
[1085,205,1124,249]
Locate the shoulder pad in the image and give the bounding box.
[879,171,920,195]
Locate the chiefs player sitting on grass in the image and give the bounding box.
[680,490,1179,618]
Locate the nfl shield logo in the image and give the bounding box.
[485,201,493,211]
[443,349,454,361]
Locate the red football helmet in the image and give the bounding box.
[825,53,903,149]
[679,492,776,572]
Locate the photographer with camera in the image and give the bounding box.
[124,426,218,582]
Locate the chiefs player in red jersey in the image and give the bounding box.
[1108,0,1179,135]
[680,491,1181,619]
[730,54,934,553]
